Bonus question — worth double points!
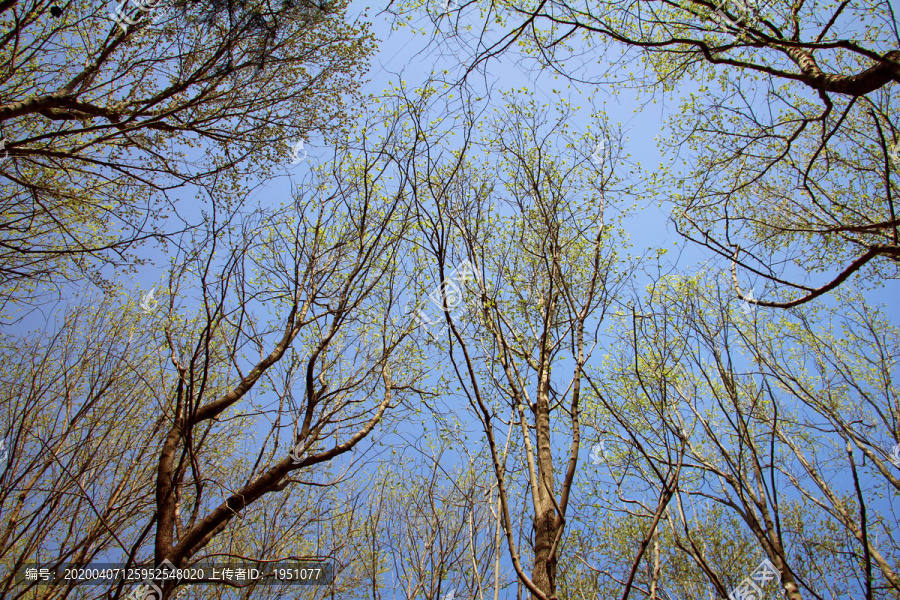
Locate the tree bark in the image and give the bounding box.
[532,327,559,599]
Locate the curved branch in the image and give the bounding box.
[730,244,899,308]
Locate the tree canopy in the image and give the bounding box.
[0,1,898,600]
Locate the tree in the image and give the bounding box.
[398,86,642,599]
[0,292,165,598]
[0,116,427,599]
[428,0,900,308]
[329,431,507,600]
[371,78,897,600]
[0,0,374,312]
[581,271,900,599]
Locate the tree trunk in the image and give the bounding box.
[532,338,559,599]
